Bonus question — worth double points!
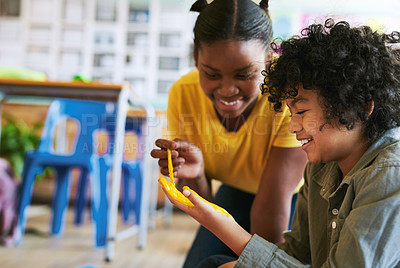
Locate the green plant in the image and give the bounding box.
[0,114,43,179]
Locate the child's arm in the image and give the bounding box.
[160,184,252,256]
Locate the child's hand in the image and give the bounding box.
[158,177,231,218]
[160,180,251,257]
[159,179,233,227]
[150,138,205,181]
[158,177,194,207]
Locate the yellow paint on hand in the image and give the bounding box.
[158,148,231,218]
[158,177,194,207]
[182,185,231,217]
[167,149,174,185]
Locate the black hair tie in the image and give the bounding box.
[190,0,208,12]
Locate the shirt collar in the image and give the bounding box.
[312,127,400,199]
[345,127,400,178]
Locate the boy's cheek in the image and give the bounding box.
[304,113,320,135]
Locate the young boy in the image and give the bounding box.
[160,19,400,267]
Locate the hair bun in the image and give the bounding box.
[190,0,208,12]
[259,0,269,10]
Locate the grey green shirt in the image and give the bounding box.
[236,127,400,267]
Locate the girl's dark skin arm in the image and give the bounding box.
[251,146,307,243]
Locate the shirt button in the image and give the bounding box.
[332,221,337,229]
[332,208,339,215]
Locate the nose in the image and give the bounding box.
[288,114,303,134]
[217,79,239,97]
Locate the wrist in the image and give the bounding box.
[194,169,207,182]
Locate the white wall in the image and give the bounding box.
[268,0,400,39]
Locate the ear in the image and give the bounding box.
[194,49,199,68]
[265,51,274,68]
[366,100,375,116]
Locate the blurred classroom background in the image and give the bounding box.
[0,1,399,267]
[0,0,399,110]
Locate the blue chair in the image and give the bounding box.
[120,117,144,225]
[14,98,116,247]
[121,161,142,224]
[74,116,144,226]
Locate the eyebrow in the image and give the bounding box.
[288,95,308,107]
[201,63,255,72]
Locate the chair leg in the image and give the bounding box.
[134,163,143,225]
[74,168,89,226]
[50,167,71,235]
[89,157,109,247]
[14,165,38,245]
[121,163,142,225]
[121,165,133,224]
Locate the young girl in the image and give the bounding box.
[160,19,400,267]
[150,0,307,266]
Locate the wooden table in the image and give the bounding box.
[0,79,156,261]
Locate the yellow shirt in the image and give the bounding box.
[167,69,300,194]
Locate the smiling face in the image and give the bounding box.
[287,85,369,176]
[194,39,269,119]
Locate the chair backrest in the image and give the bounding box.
[38,98,117,156]
[125,117,145,160]
[103,115,145,160]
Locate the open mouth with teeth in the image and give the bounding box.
[300,138,313,146]
[219,99,239,106]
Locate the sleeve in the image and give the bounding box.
[235,235,311,268]
[236,164,400,267]
[272,106,300,148]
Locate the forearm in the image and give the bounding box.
[205,212,252,256]
[250,199,291,243]
[251,146,306,243]
[163,183,252,256]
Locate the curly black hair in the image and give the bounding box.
[261,18,400,143]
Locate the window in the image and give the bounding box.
[158,56,179,71]
[159,33,181,48]
[0,0,20,16]
[96,0,116,21]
